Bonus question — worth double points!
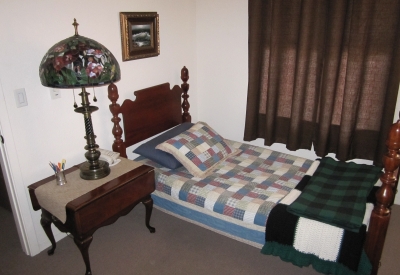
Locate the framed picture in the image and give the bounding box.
[119,12,160,61]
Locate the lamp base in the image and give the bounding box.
[79,160,110,180]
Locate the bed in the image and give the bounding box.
[107,66,399,275]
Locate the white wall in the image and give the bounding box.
[0,0,197,256]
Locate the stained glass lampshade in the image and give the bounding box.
[39,19,121,180]
[39,21,120,88]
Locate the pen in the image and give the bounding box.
[62,159,66,170]
[49,162,56,173]
[49,162,57,173]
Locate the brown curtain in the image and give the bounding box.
[244,0,400,165]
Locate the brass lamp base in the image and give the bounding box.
[80,160,110,180]
[75,87,111,180]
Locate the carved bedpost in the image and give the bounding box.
[108,83,127,158]
[365,115,400,275]
[181,66,191,123]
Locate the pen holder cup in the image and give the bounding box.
[55,171,67,186]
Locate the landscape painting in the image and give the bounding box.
[120,12,160,61]
[131,24,152,48]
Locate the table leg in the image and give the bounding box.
[40,210,56,255]
[142,195,155,233]
[74,236,93,275]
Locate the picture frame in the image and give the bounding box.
[119,12,160,61]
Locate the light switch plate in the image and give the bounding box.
[50,88,61,99]
[14,88,28,108]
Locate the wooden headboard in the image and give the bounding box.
[107,66,191,158]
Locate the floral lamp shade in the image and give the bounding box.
[39,33,121,88]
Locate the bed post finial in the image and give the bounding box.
[181,66,191,123]
[108,83,127,158]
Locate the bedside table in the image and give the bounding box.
[28,159,155,275]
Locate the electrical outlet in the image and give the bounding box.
[50,88,61,99]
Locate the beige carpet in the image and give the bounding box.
[0,204,399,275]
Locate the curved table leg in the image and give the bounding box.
[74,236,93,275]
[40,210,56,255]
[142,196,155,233]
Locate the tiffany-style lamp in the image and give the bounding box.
[39,19,121,180]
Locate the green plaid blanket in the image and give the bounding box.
[287,157,381,232]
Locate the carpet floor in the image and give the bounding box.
[0,203,399,275]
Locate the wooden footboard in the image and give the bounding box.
[365,116,400,275]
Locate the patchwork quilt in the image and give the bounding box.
[136,140,314,227]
